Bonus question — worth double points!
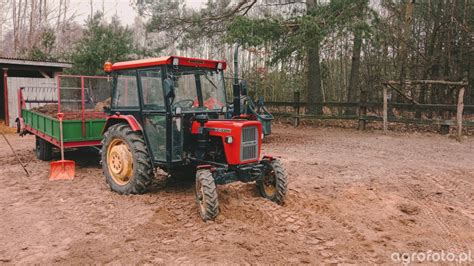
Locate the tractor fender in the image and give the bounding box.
[102,115,142,134]
[196,164,217,172]
[262,155,280,161]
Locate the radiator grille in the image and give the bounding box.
[241,126,258,161]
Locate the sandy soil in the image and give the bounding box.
[0,124,473,264]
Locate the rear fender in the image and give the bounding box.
[102,115,142,134]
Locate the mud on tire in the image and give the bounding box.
[195,169,219,221]
[101,124,153,194]
[35,136,52,161]
[257,159,288,205]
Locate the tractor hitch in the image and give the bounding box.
[212,163,266,185]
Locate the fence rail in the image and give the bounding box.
[264,80,471,141]
[265,101,474,111]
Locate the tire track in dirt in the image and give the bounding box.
[303,191,380,262]
[409,169,474,223]
[269,186,380,263]
[232,190,337,263]
[400,176,469,252]
[429,173,474,204]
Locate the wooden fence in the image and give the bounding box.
[264,80,472,141]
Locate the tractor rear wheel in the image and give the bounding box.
[257,159,288,205]
[101,124,153,194]
[195,169,219,221]
[35,136,52,161]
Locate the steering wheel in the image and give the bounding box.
[172,99,194,109]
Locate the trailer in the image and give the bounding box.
[17,75,111,160]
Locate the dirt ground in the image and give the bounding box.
[0,124,473,264]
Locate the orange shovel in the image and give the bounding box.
[49,113,75,180]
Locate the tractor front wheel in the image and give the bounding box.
[257,159,288,205]
[101,124,153,194]
[195,169,219,221]
[35,136,52,161]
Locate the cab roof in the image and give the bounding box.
[111,56,227,71]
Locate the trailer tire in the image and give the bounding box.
[35,136,52,161]
[195,169,219,221]
[16,119,20,134]
[101,124,153,194]
[257,159,287,205]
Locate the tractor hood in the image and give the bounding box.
[191,119,263,165]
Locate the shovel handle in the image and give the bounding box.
[57,113,65,161]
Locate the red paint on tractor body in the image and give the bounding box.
[103,115,142,133]
[191,120,262,165]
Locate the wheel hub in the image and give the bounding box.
[107,139,133,185]
[263,169,277,196]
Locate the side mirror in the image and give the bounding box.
[164,78,175,99]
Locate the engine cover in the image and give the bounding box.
[191,119,262,165]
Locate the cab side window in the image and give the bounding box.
[140,69,165,111]
[112,70,139,108]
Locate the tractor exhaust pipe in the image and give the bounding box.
[233,43,241,117]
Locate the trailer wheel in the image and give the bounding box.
[35,136,52,161]
[258,159,288,205]
[16,119,20,134]
[195,169,219,221]
[101,124,153,194]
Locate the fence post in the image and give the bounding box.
[358,90,367,130]
[293,91,300,127]
[383,86,388,132]
[456,86,465,142]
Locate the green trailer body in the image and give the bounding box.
[22,109,106,146]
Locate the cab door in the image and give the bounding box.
[138,68,168,163]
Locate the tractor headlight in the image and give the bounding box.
[172,58,179,66]
[225,136,233,144]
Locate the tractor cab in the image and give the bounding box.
[106,56,228,165]
[102,56,288,221]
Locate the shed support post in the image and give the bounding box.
[3,68,8,126]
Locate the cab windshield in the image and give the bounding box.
[168,67,226,112]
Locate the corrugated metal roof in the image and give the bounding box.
[0,56,72,68]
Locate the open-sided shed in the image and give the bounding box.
[0,57,72,126]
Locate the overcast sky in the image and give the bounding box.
[71,0,207,25]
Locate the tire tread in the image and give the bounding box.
[101,123,153,194]
[196,169,219,220]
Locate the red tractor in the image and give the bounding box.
[101,56,288,220]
